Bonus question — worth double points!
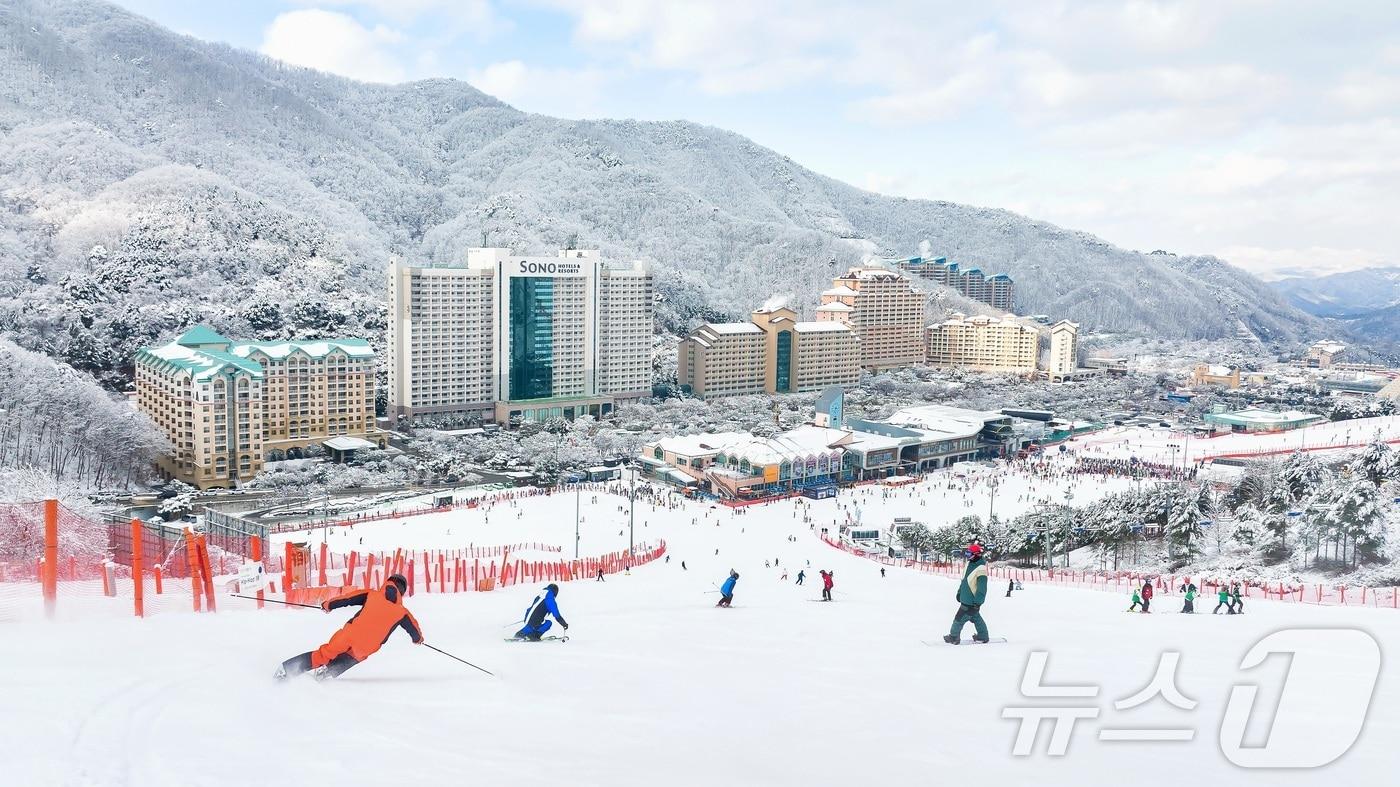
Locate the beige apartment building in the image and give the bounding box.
[815,267,925,371]
[679,307,860,398]
[135,326,382,489]
[388,249,654,425]
[925,313,1039,373]
[1046,320,1080,382]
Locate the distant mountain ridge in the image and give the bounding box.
[0,0,1327,388]
[1271,266,1400,317]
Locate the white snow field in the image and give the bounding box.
[5,478,1397,787]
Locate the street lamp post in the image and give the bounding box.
[574,481,581,560]
[987,478,1000,527]
[1062,489,1075,568]
[628,463,637,557]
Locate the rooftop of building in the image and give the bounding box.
[1310,340,1347,353]
[139,341,265,382]
[698,322,763,335]
[880,404,1007,439]
[794,321,851,333]
[1204,407,1324,426]
[1199,364,1237,377]
[815,302,854,312]
[234,338,374,360]
[821,285,860,297]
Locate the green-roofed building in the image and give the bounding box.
[135,326,385,489]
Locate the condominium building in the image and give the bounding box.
[1305,340,1346,369]
[815,268,925,371]
[388,248,654,424]
[888,256,1015,311]
[1046,320,1080,381]
[135,326,381,489]
[679,307,860,399]
[925,313,1039,373]
[751,307,862,394]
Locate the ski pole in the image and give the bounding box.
[231,593,322,609]
[423,643,495,677]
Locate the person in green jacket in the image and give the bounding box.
[1128,588,1143,612]
[1181,585,1196,613]
[943,543,990,644]
[1213,585,1233,614]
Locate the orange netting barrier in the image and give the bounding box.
[0,501,224,622]
[2,498,667,621]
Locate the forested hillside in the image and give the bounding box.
[0,0,1327,393]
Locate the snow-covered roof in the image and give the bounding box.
[235,338,374,360]
[323,436,377,451]
[815,302,854,312]
[651,432,751,457]
[1311,340,1346,353]
[1204,408,1324,427]
[794,322,851,333]
[821,285,859,297]
[1202,365,1235,377]
[882,404,1003,439]
[703,323,763,335]
[139,342,265,382]
[1380,378,1400,401]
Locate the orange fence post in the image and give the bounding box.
[283,542,293,594]
[185,529,201,612]
[43,499,58,618]
[153,564,163,595]
[250,534,262,563]
[196,534,217,612]
[131,518,145,618]
[318,542,328,586]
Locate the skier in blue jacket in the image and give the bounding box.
[515,583,569,641]
[716,569,739,607]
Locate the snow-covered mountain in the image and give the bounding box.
[0,0,1323,388]
[1271,266,1400,317]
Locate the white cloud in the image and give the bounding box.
[260,10,407,83]
[1214,246,1393,280]
[291,0,508,37]
[466,60,614,118]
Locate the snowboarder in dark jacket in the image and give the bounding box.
[1140,580,1153,613]
[796,570,805,585]
[943,544,990,644]
[717,570,739,607]
[515,584,569,640]
[1231,582,1244,614]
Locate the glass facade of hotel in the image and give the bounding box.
[508,276,555,401]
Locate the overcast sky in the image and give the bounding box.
[112,0,1400,280]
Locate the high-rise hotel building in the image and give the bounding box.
[815,267,926,371]
[388,248,653,424]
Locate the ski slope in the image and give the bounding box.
[4,480,1397,787]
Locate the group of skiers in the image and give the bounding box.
[1129,579,1245,614]
[277,576,573,681]
[716,566,836,606]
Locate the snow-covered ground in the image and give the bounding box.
[5,474,1397,786]
[1074,415,1400,465]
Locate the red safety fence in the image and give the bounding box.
[1,497,666,621]
[821,536,1400,610]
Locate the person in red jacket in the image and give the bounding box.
[820,570,834,601]
[276,574,424,680]
[1140,579,1154,614]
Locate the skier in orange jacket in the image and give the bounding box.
[276,574,424,680]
